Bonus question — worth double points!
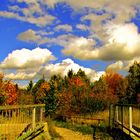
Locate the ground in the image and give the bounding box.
[55,127,93,140]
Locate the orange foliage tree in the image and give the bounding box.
[0,74,17,105]
[103,72,127,101]
[3,81,17,105]
[35,81,50,103]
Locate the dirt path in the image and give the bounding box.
[55,127,93,140]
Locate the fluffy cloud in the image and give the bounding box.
[41,0,60,8]
[42,0,140,24]
[106,57,140,72]
[93,71,105,81]
[76,24,89,31]
[17,29,51,45]
[0,47,55,69]
[3,58,104,81]
[5,72,36,80]
[54,24,73,32]
[40,0,140,45]
[81,13,112,41]
[62,37,96,60]
[0,1,56,27]
[0,11,55,27]
[62,23,140,61]
[39,58,103,81]
[17,29,41,43]
[2,0,140,28]
[106,61,123,72]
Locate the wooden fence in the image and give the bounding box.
[0,104,45,140]
[109,104,140,140]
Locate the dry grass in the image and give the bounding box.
[68,110,109,126]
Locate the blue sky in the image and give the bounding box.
[0,0,140,85]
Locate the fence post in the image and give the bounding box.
[109,104,114,129]
[40,107,43,123]
[116,106,118,122]
[121,106,123,130]
[32,107,36,130]
[129,106,132,134]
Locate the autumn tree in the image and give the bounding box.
[92,76,113,110]
[17,89,34,105]
[0,74,18,105]
[35,81,50,103]
[2,81,17,105]
[0,74,5,105]
[104,72,121,94]
[91,72,127,109]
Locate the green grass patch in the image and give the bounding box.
[54,120,113,139]
[54,120,93,135]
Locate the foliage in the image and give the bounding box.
[126,61,140,103]
[0,74,17,105]
[32,78,45,94]
[17,89,34,105]
[35,81,50,104]
[32,78,45,103]
[104,72,125,96]
[3,61,140,116]
[44,84,57,116]
[3,81,18,105]
[27,80,33,92]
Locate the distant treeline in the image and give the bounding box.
[0,61,140,117]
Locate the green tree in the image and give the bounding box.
[126,61,140,103]
[44,84,57,117]
[27,80,33,92]
[67,69,74,79]
[32,78,45,103]
[77,69,90,84]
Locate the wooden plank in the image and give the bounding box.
[132,125,140,132]
[115,121,140,139]
[16,125,44,140]
[0,104,45,110]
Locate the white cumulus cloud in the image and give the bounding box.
[62,23,140,61]
[54,24,73,32]
[39,58,103,81]
[106,61,124,72]
[0,47,55,69]
[17,29,41,43]
[5,72,36,80]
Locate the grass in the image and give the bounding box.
[69,110,109,126]
[53,110,114,139]
[54,120,113,140]
[54,120,93,135]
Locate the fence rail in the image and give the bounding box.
[0,104,45,140]
[109,104,140,139]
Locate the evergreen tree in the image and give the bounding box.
[32,78,45,103]
[44,84,57,116]
[126,61,140,103]
[27,80,33,92]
